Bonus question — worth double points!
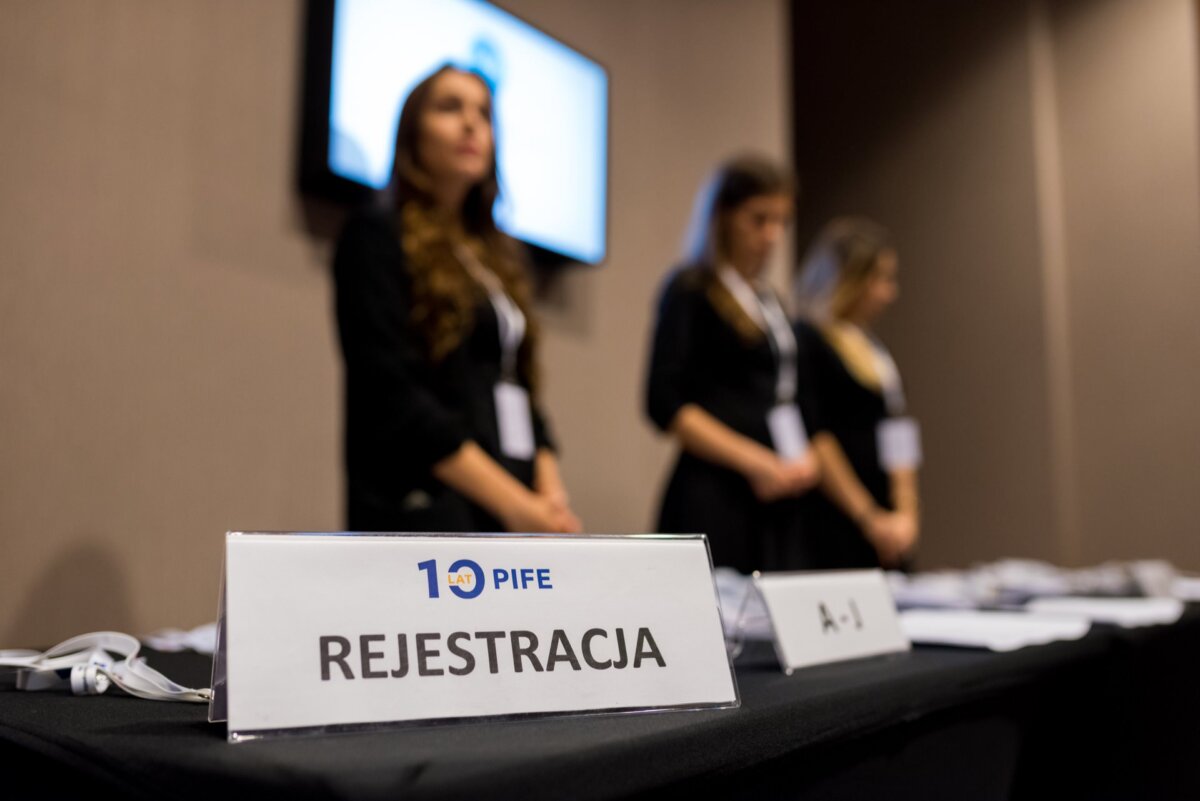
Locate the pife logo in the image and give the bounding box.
[418,559,553,599]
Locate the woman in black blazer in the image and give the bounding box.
[645,155,825,572]
[333,64,580,534]
[795,217,921,568]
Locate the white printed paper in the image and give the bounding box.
[899,608,1091,651]
[1024,597,1184,628]
[1173,577,1200,601]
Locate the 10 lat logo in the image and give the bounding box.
[417,559,553,600]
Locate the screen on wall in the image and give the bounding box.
[302,0,609,265]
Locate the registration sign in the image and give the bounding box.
[209,532,739,741]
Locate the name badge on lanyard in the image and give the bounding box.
[767,404,808,461]
[869,337,922,470]
[719,267,809,462]
[458,246,536,461]
[494,381,535,461]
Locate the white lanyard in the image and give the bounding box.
[868,335,907,416]
[455,244,526,381]
[0,631,210,702]
[718,266,798,404]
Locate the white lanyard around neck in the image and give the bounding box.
[718,266,798,404]
[855,324,907,416]
[455,244,526,381]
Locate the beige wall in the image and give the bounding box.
[792,0,1200,571]
[0,0,790,646]
[1,2,343,646]
[1050,0,1200,567]
[792,1,1060,568]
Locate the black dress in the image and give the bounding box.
[795,322,887,569]
[332,208,554,532]
[645,265,824,573]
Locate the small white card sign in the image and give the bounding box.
[209,532,738,741]
[753,569,910,674]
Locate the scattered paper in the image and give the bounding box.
[1127,560,1180,597]
[142,622,218,654]
[887,559,1188,610]
[887,570,981,609]
[1172,577,1200,602]
[899,609,1091,652]
[1024,597,1184,628]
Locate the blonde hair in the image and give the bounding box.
[795,216,892,323]
[796,217,895,388]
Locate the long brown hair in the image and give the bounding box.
[683,154,796,268]
[681,154,796,343]
[390,64,539,390]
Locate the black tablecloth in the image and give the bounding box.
[3,607,1198,801]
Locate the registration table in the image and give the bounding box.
[2,605,1197,801]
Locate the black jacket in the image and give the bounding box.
[645,265,825,571]
[332,208,553,532]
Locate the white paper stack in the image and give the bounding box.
[887,570,984,609]
[899,609,1092,652]
[1172,577,1200,601]
[1024,597,1184,628]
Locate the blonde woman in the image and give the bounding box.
[794,217,921,568]
[333,65,580,534]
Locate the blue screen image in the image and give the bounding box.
[329,0,608,264]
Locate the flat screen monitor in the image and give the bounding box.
[301,0,608,265]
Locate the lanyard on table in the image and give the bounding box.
[718,266,798,404]
[0,631,210,702]
[456,244,526,381]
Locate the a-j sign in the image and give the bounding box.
[210,532,739,741]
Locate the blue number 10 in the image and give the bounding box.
[418,559,439,598]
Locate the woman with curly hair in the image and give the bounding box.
[333,64,580,534]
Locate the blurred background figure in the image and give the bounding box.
[794,218,921,569]
[333,64,580,535]
[645,155,826,572]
